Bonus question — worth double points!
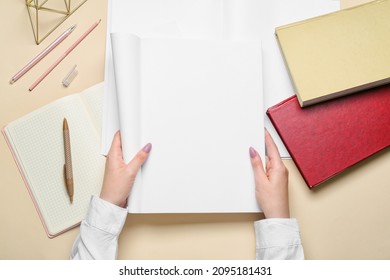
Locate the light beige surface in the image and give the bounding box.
[0,0,389,260]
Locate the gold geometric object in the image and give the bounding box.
[26,0,88,45]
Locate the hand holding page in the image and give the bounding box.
[111,34,264,213]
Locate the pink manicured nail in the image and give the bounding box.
[142,143,152,153]
[249,147,257,158]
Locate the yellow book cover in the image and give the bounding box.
[276,0,390,107]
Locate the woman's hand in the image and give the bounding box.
[249,130,290,218]
[100,131,152,208]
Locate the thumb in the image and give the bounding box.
[127,143,152,174]
[108,131,124,160]
[249,147,268,183]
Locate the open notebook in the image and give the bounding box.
[2,84,105,238]
[111,34,264,213]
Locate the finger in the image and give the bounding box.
[108,131,124,160]
[265,155,271,177]
[264,129,282,166]
[249,147,268,182]
[127,143,152,174]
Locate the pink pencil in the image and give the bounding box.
[10,25,76,84]
[29,20,101,92]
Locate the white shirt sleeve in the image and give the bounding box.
[254,218,304,260]
[71,196,304,260]
[70,195,127,260]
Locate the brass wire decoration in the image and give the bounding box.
[26,0,87,44]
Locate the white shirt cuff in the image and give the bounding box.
[85,195,128,236]
[254,218,302,249]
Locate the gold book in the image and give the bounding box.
[276,0,390,107]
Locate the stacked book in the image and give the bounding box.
[267,0,390,188]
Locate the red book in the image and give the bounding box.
[267,86,390,188]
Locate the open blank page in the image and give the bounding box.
[112,35,264,213]
[103,0,339,159]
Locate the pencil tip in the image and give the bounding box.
[9,79,14,85]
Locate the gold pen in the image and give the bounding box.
[63,118,74,203]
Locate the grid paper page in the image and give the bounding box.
[4,90,105,237]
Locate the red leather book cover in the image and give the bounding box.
[267,85,390,188]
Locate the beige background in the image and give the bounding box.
[0,0,389,260]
